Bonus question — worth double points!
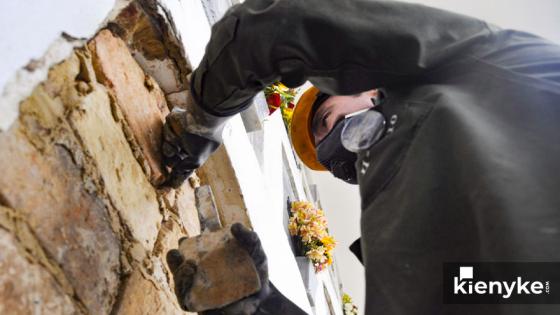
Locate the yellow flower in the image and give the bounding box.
[322,235,334,243]
[326,252,333,266]
[297,211,307,222]
[343,293,352,304]
[288,219,298,236]
[308,222,326,239]
[298,225,313,243]
[275,82,289,92]
[321,236,336,251]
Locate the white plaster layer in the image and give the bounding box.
[0,36,83,131]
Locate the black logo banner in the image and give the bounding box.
[443,262,560,304]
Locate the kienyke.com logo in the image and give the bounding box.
[443,262,560,304]
[454,266,550,299]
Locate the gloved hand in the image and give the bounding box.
[161,90,229,188]
[162,108,220,188]
[166,223,270,314]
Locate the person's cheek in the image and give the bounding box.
[328,114,344,131]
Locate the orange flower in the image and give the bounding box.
[306,246,326,263]
[290,201,337,272]
[288,219,298,236]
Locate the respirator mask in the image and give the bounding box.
[316,108,386,184]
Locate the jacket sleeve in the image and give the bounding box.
[190,0,493,117]
[256,283,308,315]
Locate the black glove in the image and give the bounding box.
[166,223,270,314]
[162,107,220,188]
[161,86,232,188]
[167,224,308,315]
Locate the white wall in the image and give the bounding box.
[310,1,560,314]
[0,0,115,91]
[0,0,118,131]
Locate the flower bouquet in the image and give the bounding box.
[264,82,297,128]
[342,293,358,315]
[288,201,336,272]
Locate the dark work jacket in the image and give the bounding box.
[190,0,560,314]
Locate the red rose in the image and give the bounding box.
[266,93,281,107]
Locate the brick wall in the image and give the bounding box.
[0,2,206,314]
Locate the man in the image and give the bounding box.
[163,0,560,314]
